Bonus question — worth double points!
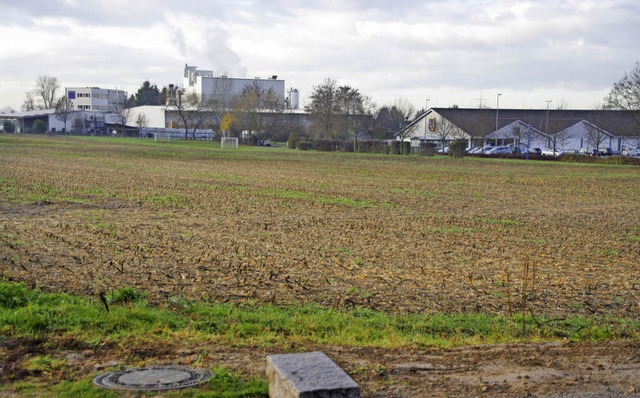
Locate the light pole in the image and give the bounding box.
[526,124,531,160]
[545,100,552,132]
[495,93,501,146]
[424,98,430,139]
[545,99,552,152]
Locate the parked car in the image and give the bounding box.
[623,146,640,156]
[518,146,542,155]
[466,146,482,154]
[557,148,580,156]
[479,145,495,154]
[541,148,558,156]
[485,146,513,155]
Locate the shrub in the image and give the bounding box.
[559,154,640,166]
[297,142,312,151]
[312,139,338,152]
[448,139,468,158]
[370,140,385,153]
[3,121,15,133]
[420,142,436,156]
[402,141,411,155]
[341,141,354,152]
[287,131,297,149]
[390,141,400,154]
[32,119,47,134]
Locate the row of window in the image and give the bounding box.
[77,93,91,98]
[78,105,91,110]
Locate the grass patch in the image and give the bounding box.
[0,368,267,398]
[1,281,637,349]
[480,218,520,226]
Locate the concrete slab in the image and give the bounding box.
[266,351,360,398]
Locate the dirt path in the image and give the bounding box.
[2,338,639,397]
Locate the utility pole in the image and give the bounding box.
[495,93,502,145]
[424,98,430,139]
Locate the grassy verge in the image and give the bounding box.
[1,280,638,396]
[3,281,637,348]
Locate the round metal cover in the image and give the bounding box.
[93,365,212,391]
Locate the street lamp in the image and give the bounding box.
[495,93,502,145]
[545,100,552,133]
[424,98,430,139]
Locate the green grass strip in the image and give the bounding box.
[1,281,638,348]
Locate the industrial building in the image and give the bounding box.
[65,87,127,112]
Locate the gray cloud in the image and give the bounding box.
[0,0,638,110]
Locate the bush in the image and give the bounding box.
[297,142,312,151]
[402,141,411,155]
[32,119,47,134]
[420,142,436,156]
[560,154,640,166]
[370,140,385,153]
[3,121,15,133]
[390,141,400,155]
[287,131,297,149]
[357,140,386,153]
[341,141,354,152]
[311,139,339,152]
[448,139,468,158]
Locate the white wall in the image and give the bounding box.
[128,106,167,128]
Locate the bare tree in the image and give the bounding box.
[111,94,131,128]
[434,117,456,151]
[605,62,640,133]
[174,91,214,139]
[34,76,60,109]
[54,96,74,133]
[585,121,609,154]
[22,91,37,111]
[210,77,236,133]
[370,105,398,140]
[390,98,416,154]
[545,101,572,154]
[335,85,372,151]
[135,113,149,130]
[306,78,340,138]
[585,106,611,154]
[350,95,374,151]
[235,81,284,144]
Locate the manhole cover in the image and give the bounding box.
[93,365,212,391]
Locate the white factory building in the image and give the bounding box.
[182,64,298,109]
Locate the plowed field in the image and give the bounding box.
[2,135,639,319]
[1,135,640,396]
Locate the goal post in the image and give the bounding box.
[154,131,172,142]
[221,137,239,149]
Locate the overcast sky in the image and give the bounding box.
[1,0,639,112]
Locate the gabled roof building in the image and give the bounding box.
[400,108,640,152]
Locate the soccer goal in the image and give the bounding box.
[154,131,172,142]
[221,137,239,149]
